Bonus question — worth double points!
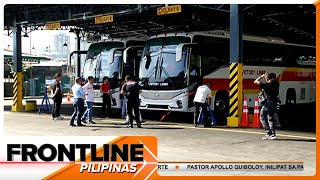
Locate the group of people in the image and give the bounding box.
[193,72,279,140]
[52,71,280,136]
[51,72,143,128]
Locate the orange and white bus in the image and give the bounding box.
[138,30,315,119]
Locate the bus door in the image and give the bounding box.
[186,47,201,108]
[123,46,144,80]
[68,50,88,81]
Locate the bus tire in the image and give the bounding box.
[214,90,229,125]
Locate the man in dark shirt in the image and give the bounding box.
[121,75,142,128]
[254,72,279,140]
[51,73,64,120]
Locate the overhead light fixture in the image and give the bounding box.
[63,43,68,47]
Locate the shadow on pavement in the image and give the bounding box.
[83,125,184,130]
[275,139,316,142]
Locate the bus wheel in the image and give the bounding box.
[214,91,229,125]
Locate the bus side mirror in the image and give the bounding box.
[107,48,117,65]
[123,46,144,64]
[108,48,125,64]
[144,53,152,70]
[176,43,197,62]
[123,48,129,64]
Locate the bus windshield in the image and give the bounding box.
[139,36,191,89]
[82,42,124,81]
[82,56,98,79]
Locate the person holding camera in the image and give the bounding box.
[254,72,279,140]
[193,82,212,127]
[51,73,64,120]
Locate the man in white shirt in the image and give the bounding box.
[193,83,212,127]
[81,76,96,124]
[70,77,86,127]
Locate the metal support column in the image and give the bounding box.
[12,25,24,111]
[227,4,243,127]
[75,29,81,78]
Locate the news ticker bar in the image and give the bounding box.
[157,162,304,171]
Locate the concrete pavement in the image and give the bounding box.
[3,111,316,176]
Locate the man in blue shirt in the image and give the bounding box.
[70,77,86,127]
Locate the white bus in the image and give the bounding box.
[138,30,315,120]
[81,37,146,108]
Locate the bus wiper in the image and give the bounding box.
[159,56,164,78]
[154,57,159,79]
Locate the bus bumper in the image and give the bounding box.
[139,92,191,112]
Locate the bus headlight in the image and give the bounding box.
[177,100,183,108]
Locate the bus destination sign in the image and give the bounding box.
[157,5,182,16]
[95,15,114,24]
[45,22,61,30]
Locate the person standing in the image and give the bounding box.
[51,73,64,120]
[100,76,111,118]
[70,77,86,127]
[193,83,212,127]
[121,75,142,128]
[120,79,127,119]
[254,72,279,140]
[81,76,96,124]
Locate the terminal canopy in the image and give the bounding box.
[4,4,315,45]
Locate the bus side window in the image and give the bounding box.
[301,88,305,100]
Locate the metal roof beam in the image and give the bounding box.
[189,5,230,13]
[241,5,256,12]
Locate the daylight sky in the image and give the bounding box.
[3,30,79,55]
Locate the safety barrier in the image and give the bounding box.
[239,97,249,127]
[239,96,263,128]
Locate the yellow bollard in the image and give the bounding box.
[25,100,37,111]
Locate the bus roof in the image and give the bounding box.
[149,30,315,49]
[91,37,147,46]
